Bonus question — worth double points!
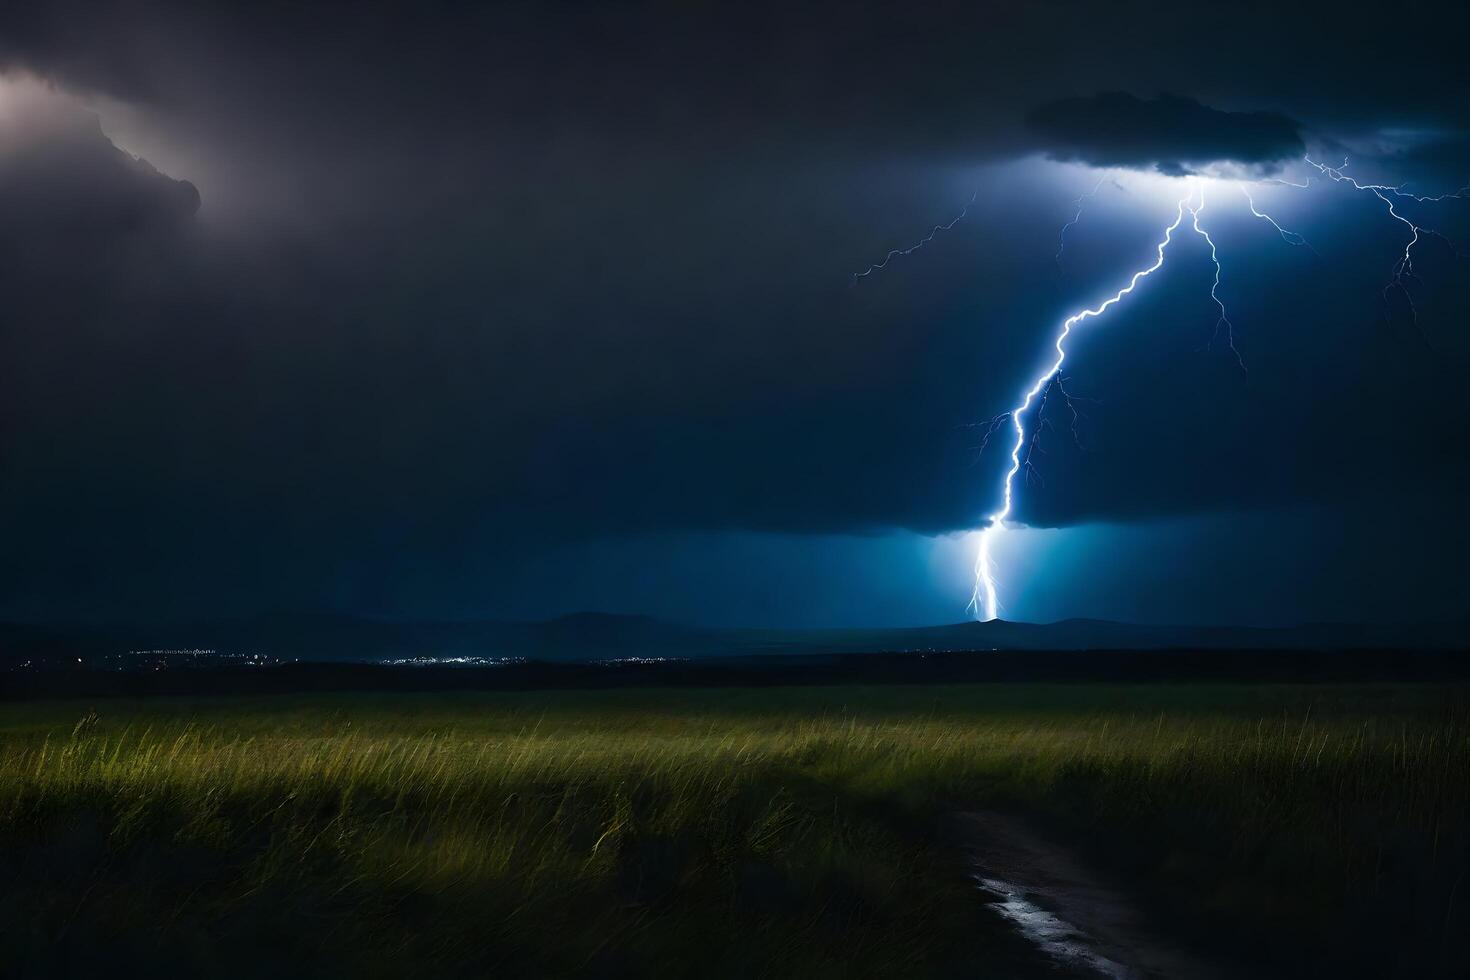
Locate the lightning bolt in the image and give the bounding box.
[1383,182,1470,204]
[960,156,1465,623]
[853,192,977,281]
[1238,182,1318,254]
[1187,188,1245,372]
[1016,373,1096,484]
[1321,160,1470,204]
[970,188,1195,621]
[1304,156,1467,340]
[1055,176,1108,265]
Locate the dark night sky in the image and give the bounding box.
[1,1,1468,627]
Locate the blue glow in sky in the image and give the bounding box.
[468,493,1467,629]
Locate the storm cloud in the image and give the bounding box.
[1,1,1468,626]
[1026,93,1306,176]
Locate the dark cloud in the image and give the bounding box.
[1026,93,1306,176]
[0,5,154,100]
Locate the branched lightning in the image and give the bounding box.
[1053,376,1096,449]
[1323,162,1470,204]
[1309,156,1425,326]
[853,192,977,281]
[1238,182,1319,255]
[966,412,1013,459]
[1016,374,1097,486]
[1055,176,1108,265]
[969,189,1194,621]
[1305,156,1468,338]
[956,156,1466,623]
[1264,173,1314,189]
[1187,188,1245,372]
[1022,379,1057,488]
[1387,182,1470,204]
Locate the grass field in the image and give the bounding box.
[3,683,1468,978]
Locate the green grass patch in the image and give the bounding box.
[2,683,1467,977]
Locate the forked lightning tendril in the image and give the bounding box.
[853,192,977,281]
[1305,156,1467,338]
[1056,177,1107,264]
[1187,189,1245,371]
[1238,183,1318,254]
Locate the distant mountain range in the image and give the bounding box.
[3,612,1466,669]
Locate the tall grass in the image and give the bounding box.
[2,684,1467,977]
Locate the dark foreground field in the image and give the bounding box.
[3,683,1468,978]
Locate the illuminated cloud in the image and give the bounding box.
[1025,93,1305,177]
[0,72,198,237]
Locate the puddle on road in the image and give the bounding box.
[957,811,1223,980]
[975,875,1132,978]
